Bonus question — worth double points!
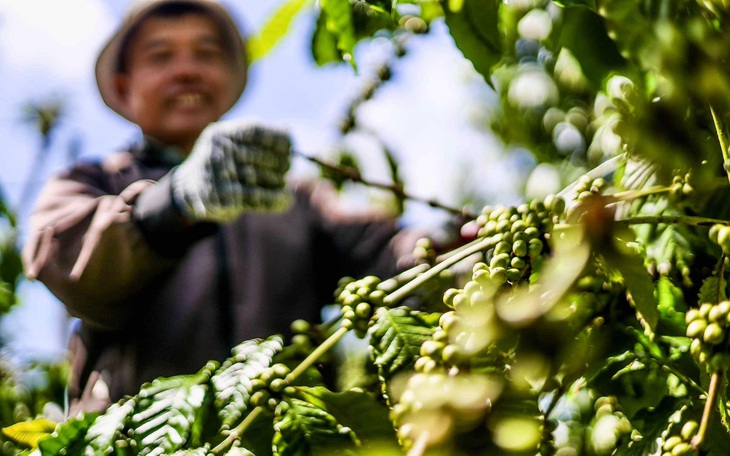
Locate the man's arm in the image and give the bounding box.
[22,165,177,331]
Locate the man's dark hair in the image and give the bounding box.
[116,1,236,74]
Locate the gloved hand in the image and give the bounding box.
[171,120,292,223]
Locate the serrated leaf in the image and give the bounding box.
[2,418,56,449]
[272,397,355,456]
[131,372,209,455]
[294,387,396,446]
[320,0,357,68]
[212,336,284,429]
[38,414,98,456]
[247,0,314,63]
[602,241,658,329]
[443,0,501,88]
[368,307,440,382]
[82,399,135,454]
[656,277,687,337]
[699,274,727,304]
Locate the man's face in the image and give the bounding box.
[115,13,238,151]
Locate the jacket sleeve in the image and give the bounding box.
[306,183,421,280]
[22,163,213,331]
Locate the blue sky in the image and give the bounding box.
[0,0,523,360]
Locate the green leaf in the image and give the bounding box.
[311,10,342,66]
[604,243,659,330]
[617,396,690,455]
[294,387,397,446]
[553,0,596,9]
[273,386,394,455]
[272,397,355,456]
[699,273,728,304]
[38,414,98,456]
[656,276,687,337]
[82,399,135,454]
[443,0,501,87]
[130,372,209,455]
[247,0,314,63]
[368,307,440,382]
[320,0,357,68]
[212,336,284,430]
[557,6,626,89]
[2,418,56,449]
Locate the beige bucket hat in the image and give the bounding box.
[95,0,248,122]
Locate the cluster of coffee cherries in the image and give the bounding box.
[414,261,506,375]
[669,172,694,203]
[686,301,730,371]
[709,223,730,256]
[390,372,499,448]
[660,420,699,456]
[412,237,437,265]
[414,310,464,374]
[336,275,394,338]
[589,396,633,455]
[474,195,564,286]
[574,176,607,202]
[249,363,294,414]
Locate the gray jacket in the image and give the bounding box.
[22,141,408,411]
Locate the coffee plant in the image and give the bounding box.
[10,0,730,454]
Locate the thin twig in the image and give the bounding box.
[557,153,627,199]
[614,215,730,228]
[407,431,431,456]
[286,326,349,383]
[384,235,497,306]
[211,406,264,454]
[710,105,730,184]
[294,150,474,218]
[692,371,722,450]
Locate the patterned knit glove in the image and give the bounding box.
[171,121,292,223]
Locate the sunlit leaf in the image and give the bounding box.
[443,0,501,87]
[247,0,314,63]
[2,418,56,449]
[368,307,440,382]
[320,0,357,68]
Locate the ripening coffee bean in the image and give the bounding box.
[709,304,727,323]
[439,311,458,331]
[355,302,372,319]
[513,240,528,257]
[663,435,682,451]
[671,442,692,456]
[690,338,703,358]
[511,257,526,269]
[494,242,512,256]
[290,319,311,334]
[269,378,287,393]
[506,268,522,283]
[710,224,722,244]
[686,319,708,339]
[685,308,700,324]
[699,303,713,319]
[704,323,725,345]
[441,344,462,364]
[491,267,508,284]
[420,340,445,358]
[680,420,699,441]
[528,238,544,259]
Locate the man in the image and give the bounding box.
[22,0,409,413]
